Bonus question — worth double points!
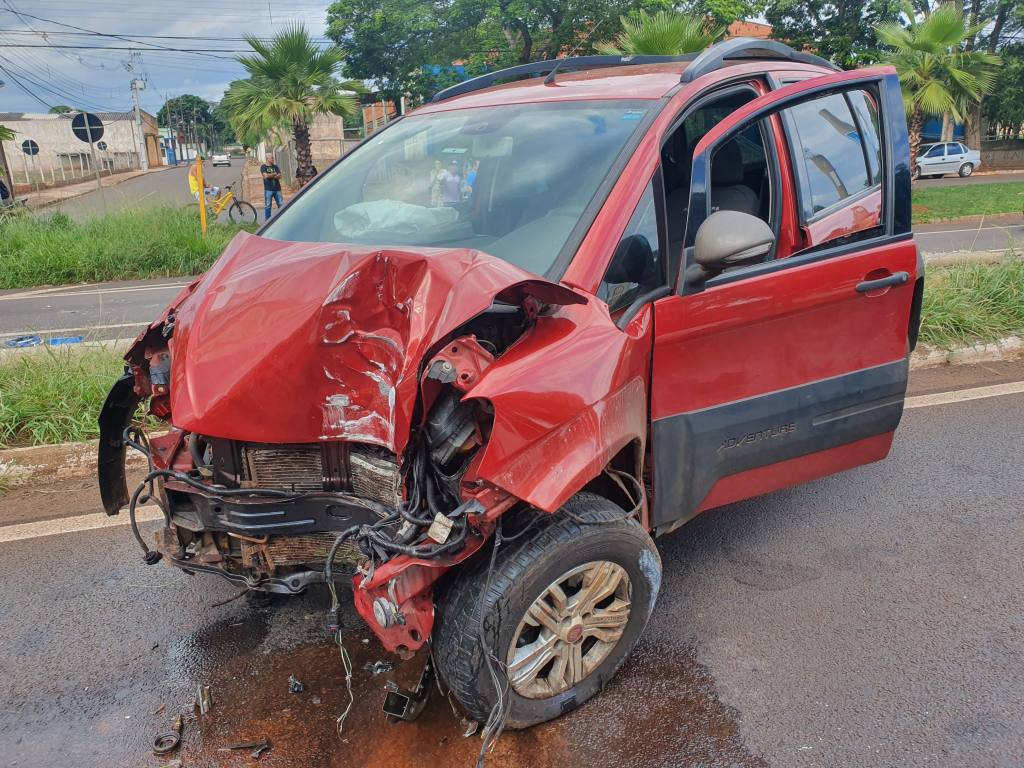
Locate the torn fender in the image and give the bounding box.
[159,232,586,453]
[465,300,655,512]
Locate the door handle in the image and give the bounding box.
[856,271,909,293]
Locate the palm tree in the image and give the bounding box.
[0,124,14,142]
[596,11,724,57]
[222,25,364,184]
[875,4,1000,165]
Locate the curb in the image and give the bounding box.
[3,337,1022,491]
[909,335,1024,371]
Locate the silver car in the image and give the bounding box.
[914,141,981,179]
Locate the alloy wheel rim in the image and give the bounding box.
[506,560,632,699]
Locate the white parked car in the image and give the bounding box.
[914,142,981,179]
[210,153,231,167]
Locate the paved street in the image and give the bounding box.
[914,216,1024,255]
[914,170,1024,187]
[1,361,1023,767]
[40,162,245,221]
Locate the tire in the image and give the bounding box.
[229,200,257,225]
[433,492,661,728]
[912,165,921,181]
[958,162,974,177]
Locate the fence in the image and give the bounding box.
[8,150,141,190]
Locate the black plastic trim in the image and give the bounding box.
[681,38,839,84]
[651,358,908,529]
[98,371,141,515]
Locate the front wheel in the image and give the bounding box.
[958,162,974,177]
[229,200,257,225]
[912,165,921,181]
[434,492,661,728]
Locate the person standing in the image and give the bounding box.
[188,161,220,204]
[261,154,284,221]
[438,160,462,207]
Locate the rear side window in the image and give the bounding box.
[782,90,882,219]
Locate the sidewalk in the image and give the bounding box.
[18,165,173,209]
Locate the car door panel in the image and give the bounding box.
[649,67,918,530]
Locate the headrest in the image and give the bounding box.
[712,140,745,187]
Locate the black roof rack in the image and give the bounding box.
[430,39,840,103]
[680,37,840,83]
[431,54,697,103]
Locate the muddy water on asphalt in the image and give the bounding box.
[163,595,765,768]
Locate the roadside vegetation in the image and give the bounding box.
[912,181,1024,223]
[0,345,126,448]
[920,252,1024,349]
[0,207,248,290]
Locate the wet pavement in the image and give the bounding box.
[2,364,1023,767]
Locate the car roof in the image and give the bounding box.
[413,60,836,115]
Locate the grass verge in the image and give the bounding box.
[919,252,1024,349]
[0,345,126,448]
[0,206,250,289]
[912,181,1024,223]
[1,256,1022,448]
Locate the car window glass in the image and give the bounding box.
[261,100,651,279]
[953,143,965,154]
[847,91,882,185]
[598,180,662,313]
[925,144,944,158]
[782,91,878,218]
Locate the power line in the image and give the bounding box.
[0,29,334,42]
[3,43,275,53]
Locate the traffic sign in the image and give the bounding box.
[97,141,108,151]
[71,112,104,143]
[21,139,39,156]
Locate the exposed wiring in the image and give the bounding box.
[334,631,355,735]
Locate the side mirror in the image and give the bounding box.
[693,210,775,276]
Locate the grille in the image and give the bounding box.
[238,442,402,506]
[242,444,323,492]
[240,533,362,569]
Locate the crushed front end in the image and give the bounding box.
[97,234,588,655]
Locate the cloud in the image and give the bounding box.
[0,0,331,114]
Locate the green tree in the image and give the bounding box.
[596,10,723,55]
[766,0,902,68]
[875,3,1000,163]
[48,105,74,114]
[983,42,1024,133]
[221,25,364,184]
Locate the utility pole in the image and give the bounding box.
[131,76,149,171]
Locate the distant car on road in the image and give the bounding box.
[914,141,980,179]
[210,153,231,167]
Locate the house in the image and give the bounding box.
[726,20,773,39]
[0,111,160,189]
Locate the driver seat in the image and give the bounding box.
[711,140,760,216]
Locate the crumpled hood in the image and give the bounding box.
[167,232,584,453]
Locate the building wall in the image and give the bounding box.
[981,139,1024,170]
[0,112,158,185]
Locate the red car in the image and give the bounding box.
[99,39,922,730]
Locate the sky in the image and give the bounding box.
[0,0,334,116]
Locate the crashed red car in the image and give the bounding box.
[99,39,923,730]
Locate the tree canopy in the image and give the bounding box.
[157,94,214,129]
[983,43,1024,130]
[326,0,760,103]
[48,105,74,114]
[766,0,902,68]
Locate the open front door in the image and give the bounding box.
[649,67,922,532]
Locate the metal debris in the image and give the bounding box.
[196,684,213,714]
[363,660,394,676]
[220,739,272,758]
[288,674,304,693]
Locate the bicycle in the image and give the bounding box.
[196,183,258,225]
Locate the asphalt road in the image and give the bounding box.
[1,362,1023,767]
[43,162,244,221]
[914,170,1024,187]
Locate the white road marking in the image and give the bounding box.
[0,282,189,302]
[905,380,1024,410]
[915,223,1023,236]
[0,506,162,544]
[0,322,144,339]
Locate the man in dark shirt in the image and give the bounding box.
[260,154,283,221]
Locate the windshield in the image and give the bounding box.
[261,100,652,277]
